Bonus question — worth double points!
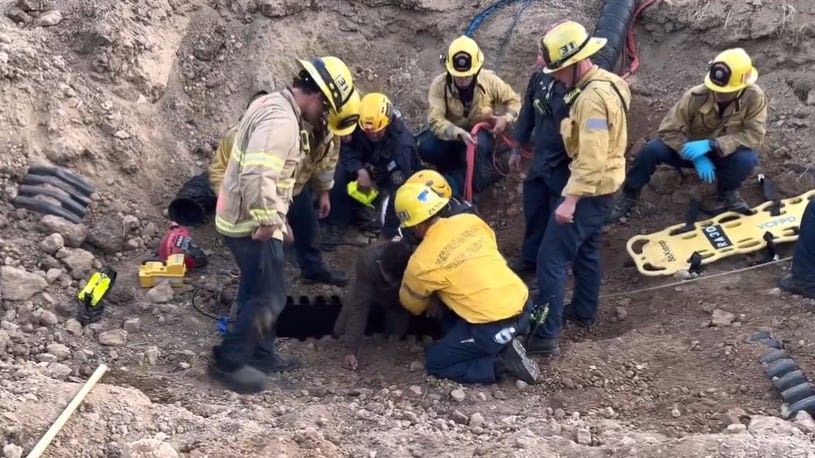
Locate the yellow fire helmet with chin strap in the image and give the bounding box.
[327,89,361,136]
[539,20,606,74]
[704,48,758,93]
[358,92,393,132]
[406,169,453,199]
[394,182,450,228]
[443,35,485,78]
[297,56,356,112]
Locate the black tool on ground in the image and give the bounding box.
[758,173,781,217]
[11,164,95,223]
[524,301,550,349]
[167,173,218,227]
[76,266,117,325]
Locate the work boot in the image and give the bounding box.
[207,362,267,394]
[527,338,561,356]
[496,338,540,384]
[508,257,536,277]
[716,190,752,215]
[320,225,345,252]
[779,273,815,299]
[251,351,301,374]
[606,191,638,224]
[302,269,350,287]
[563,304,594,329]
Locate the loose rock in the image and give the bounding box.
[33,10,61,27]
[39,215,87,247]
[56,247,95,279]
[46,343,71,360]
[469,412,485,428]
[64,318,83,336]
[46,362,72,380]
[98,329,127,347]
[711,309,736,327]
[451,410,469,424]
[725,423,747,434]
[1,266,48,300]
[123,318,141,333]
[576,428,592,445]
[34,309,59,327]
[146,282,174,304]
[40,233,64,254]
[408,360,424,372]
[451,388,466,403]
[123,438,179,458]
[3,444,23,458]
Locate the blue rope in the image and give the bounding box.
[494,0,533,72]
[464,0,531,37]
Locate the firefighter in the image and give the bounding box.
[325,92,420,242]
[779,198,815,299]
[527,21,631,356]
[506,24,573,277]
[394,182,540,385]
[209,92,355,287]
[333,240,414,370]
[608,48,767,222]
[419,35,521,199]
[211,56,357,393]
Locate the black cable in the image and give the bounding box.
[494,0,532,73]
[191,287,233,322]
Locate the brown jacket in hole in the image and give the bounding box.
[332,241,413,356]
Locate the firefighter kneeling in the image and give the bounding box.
[394,182,540,385]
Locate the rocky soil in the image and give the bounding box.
[1,0,815,456]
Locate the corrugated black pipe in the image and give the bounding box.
[592,0,637,73]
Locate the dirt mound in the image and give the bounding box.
[1,0,815,456]
[2,363,814,457]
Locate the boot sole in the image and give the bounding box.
[504,339,541,384]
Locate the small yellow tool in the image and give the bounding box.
[76,266,117,324]
[347,180,379,208]
[138,253,187,288]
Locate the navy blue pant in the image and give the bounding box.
[426,313,519,384]
[214,236,286,371]
[520,167,570,266]
[623,138,758,195]
[328,168,401,238]
[417,130,495,197]
[286,187,326,276]
[535,195,613,339]
[793,199,815,283]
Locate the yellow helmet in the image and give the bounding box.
[327,89,360,136]
[297,56,356,112]
[358,93,393,132]
[406,169,452,199]
[444,36,484,78]
[704,48,758,93]
[394,182,450,228]
[539,21,606,74]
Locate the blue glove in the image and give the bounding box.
[680,139,712,161]
[693,156,716,184]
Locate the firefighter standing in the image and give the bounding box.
[506,33,573,277]
[212,56,358,393]
[209,91,355,287]
[608,48,767,222]
[395,182,540,385]
[419,36,521,198]
[526,21,631,356]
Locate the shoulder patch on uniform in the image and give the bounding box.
[586,118,608,131]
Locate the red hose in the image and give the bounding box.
[621,0,660,80]
[464,121,532,202]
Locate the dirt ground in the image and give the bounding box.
[2,0,815,456]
